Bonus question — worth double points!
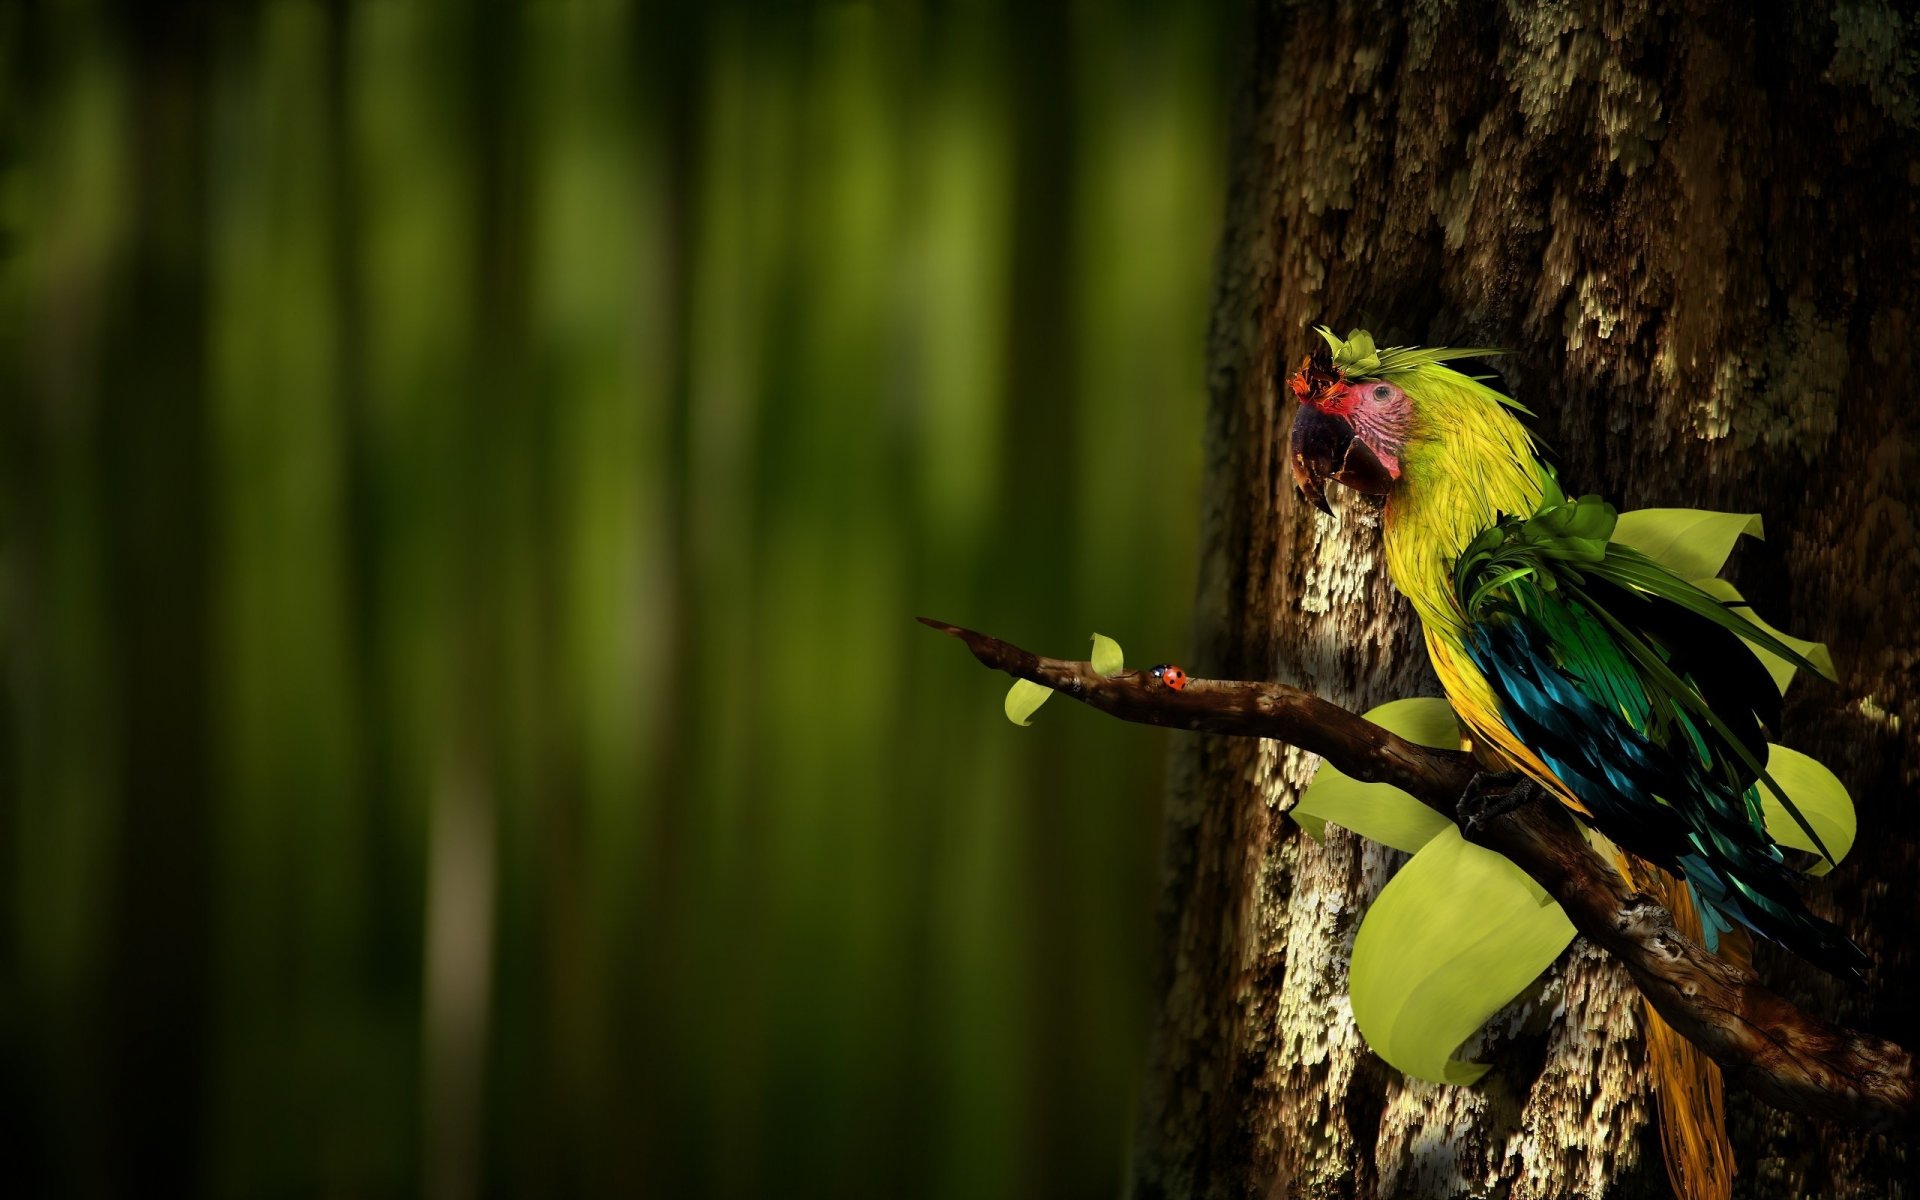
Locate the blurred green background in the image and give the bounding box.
[0,1,1232,1195]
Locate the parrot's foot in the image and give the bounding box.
[1458,770,1541,835]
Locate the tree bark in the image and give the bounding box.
[1130,3,1920,1197]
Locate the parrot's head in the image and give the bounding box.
[1286,332,1409,515]
[1286,326,1522,516]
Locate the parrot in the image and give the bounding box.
[1285,326,1864,1200]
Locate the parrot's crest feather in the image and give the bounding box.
[1311,325,1534,416]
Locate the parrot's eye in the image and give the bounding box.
[1372,385,1393,401]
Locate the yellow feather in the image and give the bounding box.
[1645,872,1737,1200]
[1379,361,1572,801]
[1379,362,1547,645]
[1425,630,1591,816]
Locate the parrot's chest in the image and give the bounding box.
[1377,470,1581,808]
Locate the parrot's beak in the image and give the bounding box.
[1290,404,1394,516]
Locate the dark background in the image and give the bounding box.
[0,1,1240,1197]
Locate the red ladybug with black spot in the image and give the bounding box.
[1151,663,1188,691]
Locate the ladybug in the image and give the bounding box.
[1151,663,1188,691]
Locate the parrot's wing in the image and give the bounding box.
[1451,496,1867,977]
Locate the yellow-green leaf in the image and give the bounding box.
[1610,508,1763,581]
[1760,744,1856,876]
[1692,577,1837,692]
[1349,826,1575,1084]
[1004,679,1052,726]
[1090,632,1124,677]
[1293,698,1459,853]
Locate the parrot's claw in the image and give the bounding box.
[1458,770,1541,835]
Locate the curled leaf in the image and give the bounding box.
[1760,744,1856,876]
[1293,697,1460,853]
[1519,492,1617,562]
[1342,329,1381,374]
[1004,679,1053,726]
[1090,633,1124,678]
[1349,826,1575,1084]
[1611,508,1763,581]
[1314,325,1380,374]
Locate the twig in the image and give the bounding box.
[920,617,1917,1134]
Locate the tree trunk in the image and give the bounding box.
[1130,3,1920,1197]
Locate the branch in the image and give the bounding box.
[920,617,1917,1134]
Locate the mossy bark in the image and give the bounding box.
[1131,2,1920,1196]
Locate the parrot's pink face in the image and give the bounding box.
[1287,355,1412,515]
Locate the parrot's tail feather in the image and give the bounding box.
[1674,844,1869,980]
[1644,868,1735,1200]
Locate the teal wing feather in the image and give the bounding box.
[1452,487,1866,977]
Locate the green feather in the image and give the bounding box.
[1586,549,1829,681]
[1563,579,1836,865]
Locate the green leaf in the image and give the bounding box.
[1090,632,1124,677]
[1340,329,1380,374]
[1293,698,1459,853]
[1519,491,1616,562]
[1760,744,1856,877]
[1004,679,1052,726]
[1538,473,1566,511]
[1292,810,1330,841]
[1691,577,1837,692]
[1313,325,1384,375]
[1349,826,1575,1084]
[1610,508,1763,581]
